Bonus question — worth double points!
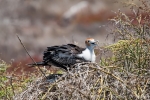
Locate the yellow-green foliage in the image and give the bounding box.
[0,61,12,99]
[0,60,36,100]
[105,4,150,75]
[106,38,150,75]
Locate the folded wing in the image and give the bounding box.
[43,44,86,70]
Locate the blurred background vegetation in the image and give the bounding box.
[0,0,144,62]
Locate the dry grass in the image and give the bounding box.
[14,62,149,100]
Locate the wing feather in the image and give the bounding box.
[43,44,86,68]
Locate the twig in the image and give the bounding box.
[41,74,66,100]
[90,64,139,98]
[9,77,15,96]
[16,34,47,79]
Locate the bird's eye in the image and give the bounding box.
[87,40,90,43]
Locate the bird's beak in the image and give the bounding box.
[91,40,98,45]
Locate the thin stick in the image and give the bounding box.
[16,34,47,78]
[9,77,15,96]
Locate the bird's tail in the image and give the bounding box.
[27,62,47,67]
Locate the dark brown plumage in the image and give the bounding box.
[28,44,86,70]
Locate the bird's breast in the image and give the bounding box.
[77,49,96,62]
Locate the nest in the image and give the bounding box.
[14,62,150,100]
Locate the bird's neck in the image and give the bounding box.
[84,46,96,62]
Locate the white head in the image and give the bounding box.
[85,38,97,50]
